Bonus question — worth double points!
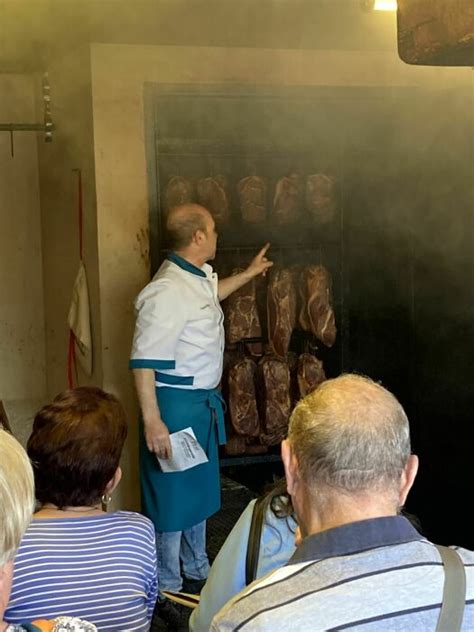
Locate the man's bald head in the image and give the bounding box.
[166,204,213,250]
[288,374,411,498]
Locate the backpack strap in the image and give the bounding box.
[245,496,266,586]
[435,544,466,632]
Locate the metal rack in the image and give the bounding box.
[1,73,53,156]
[144,82,347,468]
[220,454,281,467]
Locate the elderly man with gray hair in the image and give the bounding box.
[212,374,474,631]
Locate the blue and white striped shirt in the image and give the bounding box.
[5,511,158,632]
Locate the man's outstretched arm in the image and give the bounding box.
[218,243,273,301]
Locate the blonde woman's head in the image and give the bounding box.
[0,429,35,566]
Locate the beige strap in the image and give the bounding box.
[435,544,466,632]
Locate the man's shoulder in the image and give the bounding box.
[212,539,474,631]
[211,562,304,631]
[451,545,474,565]
[136,264,182,302]
[150,259,206,289]
[150,259,182,284]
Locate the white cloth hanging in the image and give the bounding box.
[67,260,92,377]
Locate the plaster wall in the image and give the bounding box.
[0,73,46,442]
[37,46,102,398]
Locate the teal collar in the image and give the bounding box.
[167,252,207,278]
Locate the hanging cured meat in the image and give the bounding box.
[272,174,303,225]
[299,265,337,347]
[297,353,326,399]
[267,268,296,358]
[237,176,267,223]
[164,176,195,210]
[224,434,248,456]
[228,358,260,437]
[253,273,267,352]
[298,269,312,334]
[245,443,268,455]
[224,435,268,456]
[289,263,304,329]
[196,175,230,225]
[223,268,261,344]
[306,174,337,225]
[287,350,300,405]
[258,356,291,446]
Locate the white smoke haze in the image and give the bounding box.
[0,0,472,546]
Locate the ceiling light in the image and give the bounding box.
[374,0,397,10]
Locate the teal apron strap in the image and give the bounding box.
[208,389,227,445]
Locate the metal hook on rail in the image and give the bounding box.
[0,71,54,156]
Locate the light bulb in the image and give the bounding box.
[374,0,397,10]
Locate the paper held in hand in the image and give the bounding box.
[156,427,209,472]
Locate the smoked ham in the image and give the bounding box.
[224,435,268,456]
[228,358,260,437]
[299,265,337,347]
[197,175,230,225]
[223,269,261,344]
[267,268,296,358]
[224,434,247,456]
[306,174,337,225]
[164,176,195,210]
[245,443,268,455]
[237,176,267,223]
[258,356,291,445]
[297,353,326,398]
[272,174,303,225]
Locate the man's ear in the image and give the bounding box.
[281,439,299,496]
[193,229,205,245]
[399,454,419,507]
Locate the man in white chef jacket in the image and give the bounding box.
[130,203,272,624]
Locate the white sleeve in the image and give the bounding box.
[189,500,256,632]
[129,279,188,370]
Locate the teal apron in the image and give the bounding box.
[139,386,226,532]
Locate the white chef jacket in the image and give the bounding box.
[130,253,225,390]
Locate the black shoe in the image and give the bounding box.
[153,598,187,631]
[182,576,207,595]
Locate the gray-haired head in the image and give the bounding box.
[166,203,212,250]
[288,374,411,500]
[0,429,35,566]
